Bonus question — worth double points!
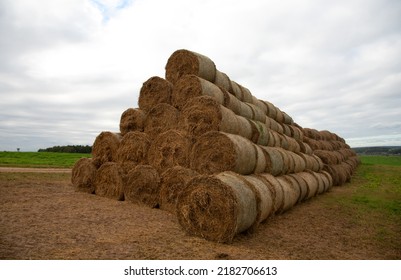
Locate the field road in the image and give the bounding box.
[0,167,71,173]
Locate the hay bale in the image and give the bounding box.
[92,131,122,167]
[256,173,284,214]
[241,175,275,225]
[288,173,309,202]
[94,162,131,200]
[276,176,300,212]
[116,131,150,165]
[214,70,231,92]
[138,76,173,111]
[176,171,258,243]
[190,131,266,175]
[181,96,252,140]
[119,108,145,136]
[260,146,284,176]
[124,165,161,208]
[165,49,216,85]
[172,75,225,110]
[144,103,180,138]
[297,171,319,199]
[159,166,199,213]
[71,158,97,194]
[148,129,192,172]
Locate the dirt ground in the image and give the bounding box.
[0,169,399,260]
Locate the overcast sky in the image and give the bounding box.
[1,0,401,151]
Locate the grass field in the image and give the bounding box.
[0,153,400,259]
[0,152,91,168]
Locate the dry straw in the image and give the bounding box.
[172,75,225,110]
[92,131,122,167]
[159,166,199,213]
[116,131,150,165]
[138,76,173,111]
[176,171,258,243]
[119,108,145,136]
[144,103,180,138]
[147,129,192,172]
[124,165,161,208]
[190,131,266,175]
[165,49,217,85]
[94,162,132,201]
[71,158,97,194]
[181,96,253,140]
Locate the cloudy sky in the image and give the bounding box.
[1,0,400,151]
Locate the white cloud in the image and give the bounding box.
[1,0,401,151]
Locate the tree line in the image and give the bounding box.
[38,145,92,153]
[352,146,401,155]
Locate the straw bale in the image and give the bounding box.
[119,108,145,136]
[71,158,97,194]
[138,76,173,111]
[276,176,299,212]
[94,162,132,200]
[144,103,180,138]
[92,131,122,167]
[214,70,232,92]
[148,129,192,172]
[190,131,266,175]
[176,171,258,243]
[159,166,199,213]
[288,173,309,202]
[181,96,252,140]
[124,165,161,208]
[297,171,319,199]
[116,131,150,165]
[172,75,225,110]
[165,49,216,85]
[256,173,284,214]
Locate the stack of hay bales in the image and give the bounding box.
[71,49,359,243]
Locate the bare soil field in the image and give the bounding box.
[0,169,400,260]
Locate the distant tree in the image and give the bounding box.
[38,145,92,153]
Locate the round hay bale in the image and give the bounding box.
[119,108,145,136]
[248,119,271,146]
[276,176,299,212]
[251,96,268,115]
[172,75,224,110]
[308,171,325,195]
[190,131,266,175]
[242,175,275,224]
[159,166,199,213]
[292,152,306,173]
[297,171,319,199]
[238,84,254,103]
[288,173,309,202]
[124,165,161,208]
[94,162,130,201]
[297,141,313,155]
[282,111,294,125]
[259,146,284,176]
[138,76,173,111]
[148,129,192,172]
[229,81,244,101]
[116,131,150,165]
[245,102,266,123]
[265,116,283,134]
[71,158,97,194]
[165,49,216,85]
[176,171,258,243]
[144,103,180,138]
[181,96,252,140]
[92,131,122,168]
[214,70,231,92]
[256,173,284,214]
[261,100,277,120]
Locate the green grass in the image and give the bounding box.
[0,152,91,168]
[360,155,401,166]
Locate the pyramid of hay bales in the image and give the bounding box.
[71,49,360,243]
